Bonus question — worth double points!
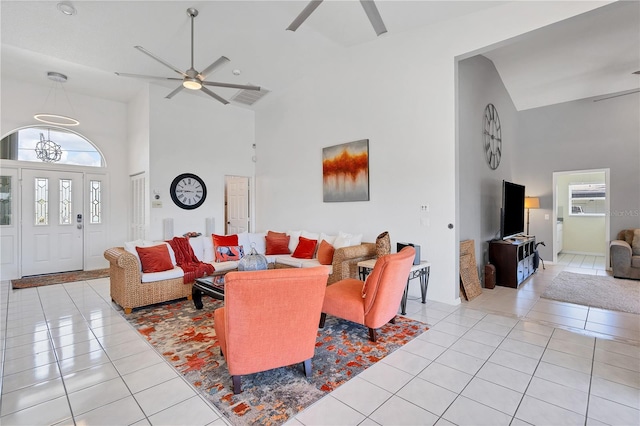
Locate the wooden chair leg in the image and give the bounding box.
[368,328,377,342]
[232,375,242,394]
[389,316,396,324]
[303,359,312,378]
[319,313,326,328]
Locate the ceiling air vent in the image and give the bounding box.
[231,85,270,106]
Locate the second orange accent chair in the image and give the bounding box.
[319,247,415,342]
[214,266,329,394]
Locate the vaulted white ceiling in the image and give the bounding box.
[2,1,638,110]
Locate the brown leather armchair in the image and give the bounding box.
[214,266,329,393]
[319,247,415,342]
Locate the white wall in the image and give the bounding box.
[254,2,608,304]
[0,78,130,278]
[147,84,255,240]
[517,91,640,260]
[458,55,519,284]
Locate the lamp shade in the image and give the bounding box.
[524,197,540,209]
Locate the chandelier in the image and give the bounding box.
[35,129,63,162]
[34,72,80,127]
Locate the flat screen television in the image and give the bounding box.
[501,180,525,239]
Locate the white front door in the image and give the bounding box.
[225,176,249,234]
[21,169,84,276]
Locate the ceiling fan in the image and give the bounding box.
[115,8,260,105]
[287,0,387,36]
[593,71,640,102]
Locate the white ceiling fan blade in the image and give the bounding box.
[202,81,260,91]
[198,56,230,80]
[360,1,387,36]
[200,86,230,105]
[165,85,185,99]
[115,72,182,82]
[286,0,323,31]
[135,46,187,77]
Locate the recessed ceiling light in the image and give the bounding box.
[232,69,242,76]
[57,2,77,16]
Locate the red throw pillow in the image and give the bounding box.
[265,233,290,255]
[317,240,335,265]
[136,244,174,273]
[212,234,238,248]
[292,236,317,259]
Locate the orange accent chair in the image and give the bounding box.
[319,247,415,342]
[214,266,329,394]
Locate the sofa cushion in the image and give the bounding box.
[215,245,244,262]
[632,229,640,256]
[292,236,317,259]
[140,266,184,283]
[136,244,174,273]
[317,240,335,265]
[211,260,240,272]
[632,256,640,268]
[276,256,305,268]
[266,232,290,255]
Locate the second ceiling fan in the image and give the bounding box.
[116,8,260,105]
[287,0,388,36]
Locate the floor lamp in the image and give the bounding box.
[524,197,540,235]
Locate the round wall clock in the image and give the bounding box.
[170,173,207,210]
[483,103,502,170]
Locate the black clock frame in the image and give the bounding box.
[170,173,207,210]
[483,103,502,170]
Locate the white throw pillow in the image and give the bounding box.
[301,230,320,241]
[319,233,337,245]
[333,231,363,249]
[248,232,267,254]
[287,230,302,253]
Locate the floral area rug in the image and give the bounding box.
[124,298,429,425]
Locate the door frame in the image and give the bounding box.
[552,168,610,268]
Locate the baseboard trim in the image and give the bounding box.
[558,251,606,257]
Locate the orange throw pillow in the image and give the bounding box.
[265,233,290,255]
[317,240,335,265]
[292,236,317,259]
[213,234,238,248]
[135,244,174,273]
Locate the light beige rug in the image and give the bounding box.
[542,271,640,314]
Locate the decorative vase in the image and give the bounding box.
[376,231,391,258]
[238,243,268,271]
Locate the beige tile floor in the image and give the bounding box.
[1,262,638,425]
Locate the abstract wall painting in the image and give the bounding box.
[322,139,369,202]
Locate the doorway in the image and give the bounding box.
[225,176,250,234]
[552,168,610,269]
[21,169,84,276]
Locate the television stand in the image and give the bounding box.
[489,236,536,288]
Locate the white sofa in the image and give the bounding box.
[105,231,376,313]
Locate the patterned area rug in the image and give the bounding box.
[11,268,110,289]
[124,298,429,425]
[542,271,640,314]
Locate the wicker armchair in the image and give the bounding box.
[104,247,191,314]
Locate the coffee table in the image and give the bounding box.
[192,271,228,309]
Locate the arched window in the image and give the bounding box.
[1,126,104,167]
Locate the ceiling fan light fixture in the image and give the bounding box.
[57,2,77,16]
[183,78,202,90]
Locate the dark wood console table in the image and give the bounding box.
[488,237,536,288]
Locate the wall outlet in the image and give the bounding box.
[420,204,430,212]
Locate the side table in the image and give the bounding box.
[357,258,431,315]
